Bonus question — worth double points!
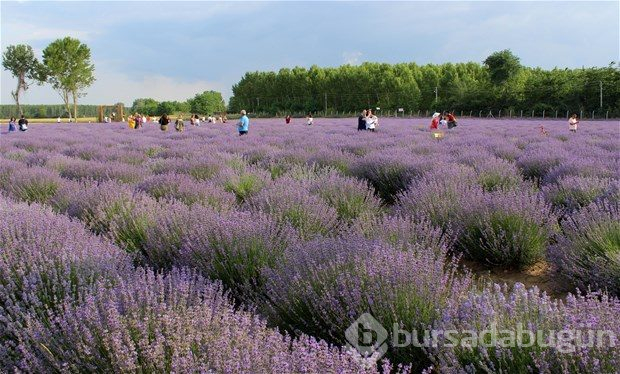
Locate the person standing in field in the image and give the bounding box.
[306,113,313,126]
[365,109,378,132]
[447,112,457,129]
[358,110,367,131]
[430,112,440,130]
[568,114,579,132]
[18,115,28,132]
[159,114,170,131]
[8,117,17,132]
[237,109,249,135]
[285,115,291,124]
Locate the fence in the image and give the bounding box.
[258,108,616,120]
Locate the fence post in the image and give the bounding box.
[520,110,523,118]
[469,110,472,117]
[531,110,534,118]
[509,109,512,118]
[555,110,558,118]
[479,110,482,117]
[606,111,609,119]
[542,110,545,119]
[592,110,595,119]
[499,110,502,118]
[580,110,583,119]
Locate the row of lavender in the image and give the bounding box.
[0,119,618,372]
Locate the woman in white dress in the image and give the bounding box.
[568,114,579,132]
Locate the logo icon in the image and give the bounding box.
[345,313,388,360]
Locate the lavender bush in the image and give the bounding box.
[430,283,620,373]
[262,237,472,370]
[550,200,620,296]
[247,179,341,239]
[0,197,131,367]
[14,268,401,373]
[180,210,298,302]
[456,190,555,268]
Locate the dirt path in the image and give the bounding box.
[461,260,573,299]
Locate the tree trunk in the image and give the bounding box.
[72,91,78,122]
[13,74,23,116]
[64,91,72,122]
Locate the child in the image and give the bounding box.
[439,115,448,129]
[306,113,313,126]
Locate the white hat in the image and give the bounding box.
[432,112,441,119]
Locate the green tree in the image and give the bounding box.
[483,49,521,86]
[131,98,159,115]
[2,44,46,115]
[188,90,225,115]
[42,37,95,121]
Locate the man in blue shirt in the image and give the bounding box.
[237,110,249,135]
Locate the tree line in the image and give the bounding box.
[228,50,620,117]
[130,91,226,117]
[0,104,100,119]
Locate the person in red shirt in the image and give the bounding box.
[430,112,440,130]
[447,112,457,129]
[285,115,291,124]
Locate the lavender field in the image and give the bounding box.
[1,117,619,373]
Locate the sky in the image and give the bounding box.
[1,1,619,106]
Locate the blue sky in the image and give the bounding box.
[1,1,619,106]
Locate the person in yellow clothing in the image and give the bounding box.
[128,115,135,129]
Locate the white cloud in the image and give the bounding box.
[343,51,363,65]
[0,22,97,46]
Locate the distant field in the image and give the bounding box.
[0,117,98,124]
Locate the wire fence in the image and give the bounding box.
[249,108,617,120]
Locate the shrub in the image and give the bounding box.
[456,190,555,268]
[180,211,298,302]
[248,180,340,239]
[0,197,131,367]
[396,167,480,233]
[3,166,62,205]
[308,172,384,223]
[430,283,620,373]
[13,268,398,373]
[543,175,613,213]
[220,167,270,204]
[550,201,620,296]
[136,172,236,209]
[350,153,431,204]
[262,237,472,370]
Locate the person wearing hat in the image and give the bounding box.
[237,109,249,135]
[430,112,440,130]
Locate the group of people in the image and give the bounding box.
[357,109,379,131]
[283,114,314,126]
[154,113,232,133]
[7,116,29,132]
[430,111,458,130]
